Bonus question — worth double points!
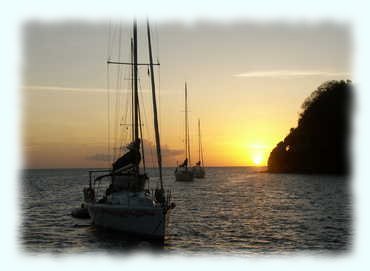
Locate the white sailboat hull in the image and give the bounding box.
[86,203,168,239]
[175,168,194,182]
[192,166,205,178]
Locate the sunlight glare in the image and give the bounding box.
[252,153,263,166]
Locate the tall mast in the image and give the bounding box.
[199,118,204,166]
[185,82,191,166]
[185,82,188,164]
[198,118,201,164]
[147,20,163,190]
[133,20,139,143]
[187,106,191,166]
[130,38,134,142]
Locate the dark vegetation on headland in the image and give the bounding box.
[267,80,352,175]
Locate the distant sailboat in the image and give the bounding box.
[82,20,174,240]
[175,82,194,182]
[192,119,205,178]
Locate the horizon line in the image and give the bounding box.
[22,165,267,170]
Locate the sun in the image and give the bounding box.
[252,153,263,166]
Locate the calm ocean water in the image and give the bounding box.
[21,167,351,255]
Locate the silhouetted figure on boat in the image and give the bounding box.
[267,80,352,175]
[195,161,201,166]
[112,139,141,172]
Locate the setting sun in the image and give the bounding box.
[243,143,270,166]
[252,153,263,165]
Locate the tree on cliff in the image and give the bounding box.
[267,80,352,175]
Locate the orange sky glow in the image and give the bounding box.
[22,21,350,168]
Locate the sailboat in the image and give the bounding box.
[192,119,205,178]
[82,20,174,240]
[175,82,194,182]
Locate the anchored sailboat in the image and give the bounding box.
[192,119,205,178]
[175,82,194,182]
[82,20,174,240]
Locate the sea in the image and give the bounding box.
[21,167,352,255]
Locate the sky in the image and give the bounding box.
[22,20,351,168]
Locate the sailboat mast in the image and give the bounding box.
[185,82,188,165]
[147,20,163,189]
[133,20,139,143]
[187,109,191,166]
[200,119,204,166]
[198,118,201,164]
[131,38,134,142]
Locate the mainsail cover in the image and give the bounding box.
[112,139,141,172]
[179,158,188,168]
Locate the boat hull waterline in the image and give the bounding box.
[175,169,194,182]
[192,166,205,178]
[86,203,169,239]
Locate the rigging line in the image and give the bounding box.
[138,99,146,173]
[140,65,156,170]
[120,26,131,127]
[118,63,131,152]
[137,73,147,172]
[139,76,155,169]
[117,88,130,157]
[113,22,123,160]
[201,140,205,166]
[116,23,125,159]
[186,85,191,166]
[198,118,204,166]
[138,80,152,138]
[149,140,156,169]
[107,19,112,61]
[146,90,156,170]
[109,23,116,64]
[155,22,160,62]
[106,22,115,165]
[138,74,152,168]
[117,95,127,152]
[141,87,156,171]
[112,23,119,60]
[154,23,162,132]
[119,27,133,153]
[117,44,130,148]
[133,19,139,146]
[113,22,119,160]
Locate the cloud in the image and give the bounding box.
[145,140,184,167]
[22,85,173,94]
[162,147,183,157]
[142,139,183,159]
[86,153,113,162]
[85,139,183,166]
[233,70,350,78]
[23,85,134,93]
[23,85,103,92]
